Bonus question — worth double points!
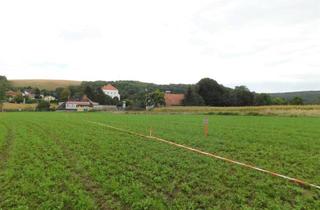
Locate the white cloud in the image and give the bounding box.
[0,0,319,92]
[60,26,102,41]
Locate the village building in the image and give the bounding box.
[164,91,185,106]
[6,90,19,97]
[58,95,99,112]
[101,84,120,100]
[43,95,56,102]
[22,91,35,99]
[5,91,19,102]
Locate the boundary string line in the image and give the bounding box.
[87,121,320,190]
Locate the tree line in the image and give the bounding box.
[183,78,304,106]
[0,76,11,101]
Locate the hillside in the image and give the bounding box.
[81,80,190,101]
[270,91,320,104]
[10,79,82,90]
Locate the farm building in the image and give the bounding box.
[102,84,120,100]
[58,95,99,111]
[164,92,185,106]
[43,95,56,102]
[22,91,35,99]
[5,91,19,102]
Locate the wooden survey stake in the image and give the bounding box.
[149,127,153,137]
[203,118,209,137]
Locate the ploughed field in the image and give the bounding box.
[0,112,319,209]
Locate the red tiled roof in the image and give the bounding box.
[6,91,19,97]
[66,95,99,106]
[102,84,117,91]
[66,101,91,106]
[164,93,185,106]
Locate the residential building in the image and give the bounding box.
[164,92,185,106]
[5,91,19,102]
[43,96,56,102]
[22,91,35,99]
[58,95,99,111]
[101,84,120,100]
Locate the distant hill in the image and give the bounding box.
[270,91,320,104]
[10,79,82,90]
[9,79,189,93]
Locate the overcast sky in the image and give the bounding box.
[0,0,319,93]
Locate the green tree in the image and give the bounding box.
[33,88,41,99]
[37,100,50,111]
[290,97,304,105]
[272,97,288,105]
[233,86,255,106]
[84,86,95,101]
[112,96,120,105]
[69,85,83,99]
[60,88,71,102]
[0,76,10,101]
[183,86,205,106]
[41,89,57,100]
[13,93,24,104]
[255,93,272,106]
[145,90,165,107]
[55,87,64,100]
[197,78,226,106]
[131,93,147,109]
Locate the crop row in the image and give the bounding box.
[83,113,320,185]
[0,112,319,209]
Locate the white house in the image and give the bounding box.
[22,91,35,99]
[58,95,99,112]
[101,84,120,100]
[43,96,56,102]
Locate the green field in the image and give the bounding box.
[153,105,320,117]
[0,113,320,209]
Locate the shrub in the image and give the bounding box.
[37,100,50,111]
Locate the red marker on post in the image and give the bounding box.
[203,118,209,137]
